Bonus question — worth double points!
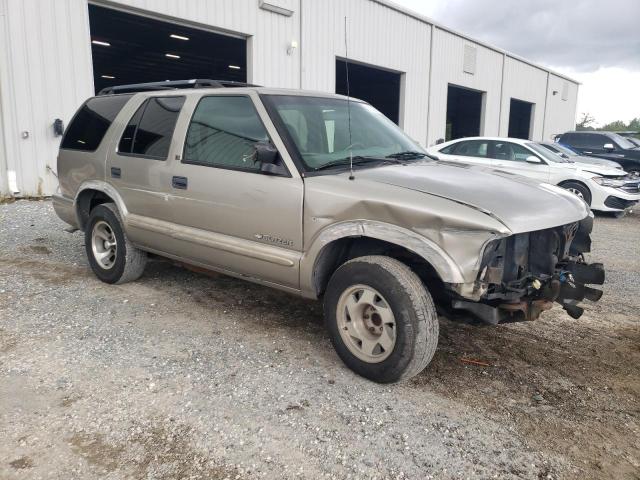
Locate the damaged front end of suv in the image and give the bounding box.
[452,216,604,324]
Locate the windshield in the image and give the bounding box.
[261,95,425,171]
[553,143,579,156]
[610,133,637,149]
[526,142,570,163]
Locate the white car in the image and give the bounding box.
[427,137,640,214]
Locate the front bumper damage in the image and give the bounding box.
[451,216,604,324]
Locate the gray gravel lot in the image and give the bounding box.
[1,200,638,479]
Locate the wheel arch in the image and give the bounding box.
[300,220,465,299]
[75,181,128,231]
[558,179,592,204]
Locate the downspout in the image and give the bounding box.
[497,52,506,135]
[298,0,303,89]
[425,25,434,146]
[0,0,11,195]
[542,71,550,141]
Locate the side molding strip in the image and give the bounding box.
[126,214,297,268]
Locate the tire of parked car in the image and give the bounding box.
[561,181,592,206]
[323,255,439,383]
[85,203,147,284]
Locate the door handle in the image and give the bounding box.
[172,176,188,190]
[584,151,593,154]
[110,167,121,179]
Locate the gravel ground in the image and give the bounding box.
[0,200,638,480]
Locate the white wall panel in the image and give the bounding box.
[300,0,431,143]
[499,58,548,140]
[543,74,579,141]
[427,28,504,146]
[0,0,94,196]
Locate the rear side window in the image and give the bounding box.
[562,133,608,149]
[61,95,132,151]
[451,140,488,157]
[118,96,185,159]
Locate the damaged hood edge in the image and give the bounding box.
[354,162,590,234]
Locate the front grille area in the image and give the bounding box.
[620,181,640,194]
[604,196,638,210]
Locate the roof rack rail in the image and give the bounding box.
[97,79,260,96]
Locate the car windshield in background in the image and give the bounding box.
[610,133,637,149]
[553,143,579,156]
[262,95,426,171]
[526,142,570,163]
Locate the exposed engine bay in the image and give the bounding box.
[451,216,604,324]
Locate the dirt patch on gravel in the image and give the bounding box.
[70,424,241,480]
[0,256,86,284]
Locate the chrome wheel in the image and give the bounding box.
[91,220,117,270]
[336,285,396,363]
[567,187,584,199]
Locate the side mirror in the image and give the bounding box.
[254,141,287,176]
[603,143,615,151]
[525,155,542,164]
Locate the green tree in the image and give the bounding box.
[601,120,628,131]
[628,117,640,131]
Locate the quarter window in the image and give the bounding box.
[61,95,132,151]
[118,96,185,159]
[183,96,269,171]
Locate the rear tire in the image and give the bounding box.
[561,181,592,206]
[85,203,147,284]
[324,256,439,383]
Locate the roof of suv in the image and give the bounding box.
[101,86,355,102]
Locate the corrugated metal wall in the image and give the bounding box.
[300,0,431,142]
[499,58,549,140]
[0,0,94,197]
[427,28,504,146]
[0,0,579,197]
[543,73,579,141]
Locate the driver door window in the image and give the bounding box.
[183,96,269,172]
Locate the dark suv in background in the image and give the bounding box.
[557,131,640,176]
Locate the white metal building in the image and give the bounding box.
[0,0,579,197]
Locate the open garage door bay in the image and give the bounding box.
[89,5,247,94]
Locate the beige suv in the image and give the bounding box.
[53,80,605,383]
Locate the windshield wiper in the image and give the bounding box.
[314,156,399,171]
[386,151,428,160]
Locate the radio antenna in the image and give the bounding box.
[344,16,355,181]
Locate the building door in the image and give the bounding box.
[88,4,247,94]
[445,84,484,141]
[508,99,534,139]
[336,59,403,125]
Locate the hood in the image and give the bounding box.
[353,160,589,234]
[571,156,623,171]
[569,161,626,176]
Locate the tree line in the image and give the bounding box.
[576,113,640,132]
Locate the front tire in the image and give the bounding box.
[562,181,592,206]
[85,203,147,284]
[324,256,439,383]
